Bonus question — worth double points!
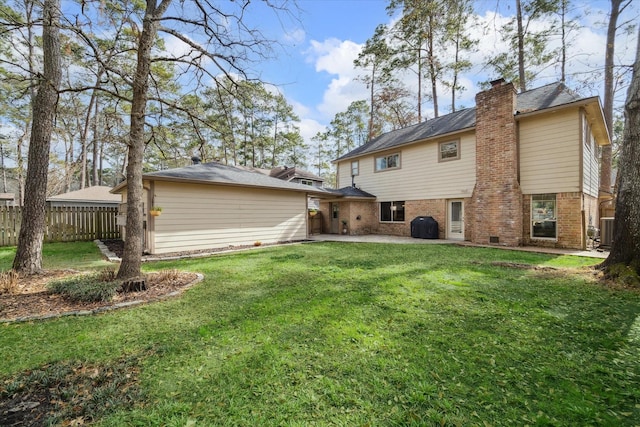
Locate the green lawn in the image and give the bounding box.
[2,242,640,426]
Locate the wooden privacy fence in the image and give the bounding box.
[0,206,120,246]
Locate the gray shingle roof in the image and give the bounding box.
[516,82,581,113]
[332,186,376,198]
[140,162,326,194]
[338,108,475,161]
[336,82,586,161]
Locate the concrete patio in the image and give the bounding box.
[308,234,609,259]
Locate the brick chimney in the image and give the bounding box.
[471,80,523,246]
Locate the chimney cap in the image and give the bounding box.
[490,78,506,87]
[191,156,201,165]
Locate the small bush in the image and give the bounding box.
[96,268,117,282]
[0,270,19,295]
[48,273,121,303]
[145,269,181,286]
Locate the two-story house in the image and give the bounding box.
[322,79,610,250]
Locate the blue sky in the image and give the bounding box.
[236,0,638,148]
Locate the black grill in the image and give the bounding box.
[410,216,439,239]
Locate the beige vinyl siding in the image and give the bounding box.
[338,131,476,201]
[582,112,600,197]
[151,182,306,254]
[519,109,581,194]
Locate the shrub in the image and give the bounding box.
[145,269,181,286]
[0,270,19,295]
[48,273,121,303]
[96,268,117,282]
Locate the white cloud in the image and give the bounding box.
[298,117,326,143]
[309,38,361,76]
[305,38,369,120]
[283,28,306,45]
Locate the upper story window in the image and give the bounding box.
[300,179,314,186]
[375,153,400,172]
[439,140,460,162]
[351,160,359,176]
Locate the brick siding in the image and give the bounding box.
[471,81,523,246]
[522,192,598,249]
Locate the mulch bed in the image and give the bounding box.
[0,269,201,323]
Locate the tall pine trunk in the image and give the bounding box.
[516,0,526,91]
[601,0,625,194]
[117,0,172,280]
[13,0,61,274]
[600,26,640,273]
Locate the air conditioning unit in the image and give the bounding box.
[600,217,615,247]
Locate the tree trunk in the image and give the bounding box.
[0,142,7,193]
[117,0,171,280]
[12,0,61,274]
[560,0,566,83]
[428,15,438,118]
[600,26,640,272]
[601,0,623,194]
[92,95,100,185]
[369,67,375,139]
[516,0,526,91]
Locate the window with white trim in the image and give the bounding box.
[439,140,460,161]
[531,194,557,239]
[375,153,400,172]
[380,201,405,222]
[351,160,359,176]
[300,179,313,186]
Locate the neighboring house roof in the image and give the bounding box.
[269,166,324,183]
[336,82,603,162]
[112,162,327,195]
[48,186,121,203]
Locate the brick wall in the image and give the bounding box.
[471,80,523,246]
[522,192,597,249]
[373,199,448,237]
[346,201,378,235]
[320,198,477,240]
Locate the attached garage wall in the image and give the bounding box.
[150,181,307,254]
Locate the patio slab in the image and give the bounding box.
[308,234,609,259]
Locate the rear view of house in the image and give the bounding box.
[325,80,610,250]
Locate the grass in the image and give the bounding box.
[1,242,640,426]
[0,241,113,271]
